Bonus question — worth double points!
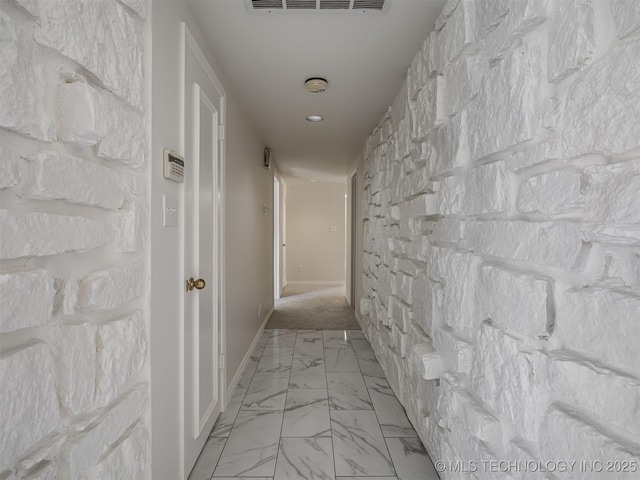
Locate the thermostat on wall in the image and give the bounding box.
[163,149,185,183]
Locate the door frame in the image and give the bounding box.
[181,22,227,475]
[346,166,358,306]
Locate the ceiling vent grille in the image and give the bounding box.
[247,0,388,13]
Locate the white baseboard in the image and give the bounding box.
[225,307,274,405]
[286,281,346,286]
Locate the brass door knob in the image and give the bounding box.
[186,277,206,291]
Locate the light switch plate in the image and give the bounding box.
[163,195,178,227]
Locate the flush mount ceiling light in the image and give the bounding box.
[305,77,328,93]
[306,115,324,122]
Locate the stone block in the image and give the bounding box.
[463,220,583,270]
[462,161,511,214]
[68,388,147,479]
[517,169,584,215]
[433,0,476,72]
[562,40,640,157]
[0,209,113,260]
[599,246,640,289]
[548,0,598,82]
[584,161,640,242]
[0,145,21,190]
[34,0,143,108]
[438,174,464,216]
[444,54,485,116]
[477,265,549,337]
[414,340,444,380]
[111,200,148,253]
[426,112,471,175]
[481,0,548,61]
[57,82,146,168]
[27,153,124,209]
[59,324,96,415]
[470,323,546,440]
[96,312,146,406]
[78,262,145,311]
[556,288,640,371]
[433,327,473,374]
[0,270,55,333]
[0,11,54,141]
[85,422,149,480]
[468,37,547,161]
[438,250,480,338]
[399,167,435,201]
[612,0,640,39]
[0,343,59,470]
[539,406,640,479]
[407,45,428,101]
[430,218,465,244]
[437,376,503,447]
[474,0,510,40]
[412,76,442,141]
[542,353,640,436]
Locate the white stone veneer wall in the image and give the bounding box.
[360,0,640,478]
[0,0,150,478]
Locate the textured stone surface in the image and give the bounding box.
[556,288,640,371]
[0,11,53,141]
[0,343,59,470]
[60,324,96,414]
[612,0,640,39]
[0,271,55,333]
[517,169,584,214]
[96,312,146,406]
[562,40,640,157]
[433,0,475,72]
[68,388,147,479]
[470,324,545,440]
[543,354,640,436]
[78,262,145,311]
[468,38,547,161]
[464,220,583,270]
[0,1,150,477]
[34,0,143,108]
[27,153,124,209]
[360,0,640,473]
[85,422,149,480]
[0,145,21,190]
[584,161,640,242]
[539,406,639,479]
[57,82,146,168]
[477,265,548,337]
[0,210,113,260]
[111,200,148,252]
[548,0,598,81]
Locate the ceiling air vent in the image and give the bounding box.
[247,0,389,13]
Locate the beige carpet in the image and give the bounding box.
[265,284,361,330]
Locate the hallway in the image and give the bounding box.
[188,327,439,479]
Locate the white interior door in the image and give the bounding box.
[183,26,225,478]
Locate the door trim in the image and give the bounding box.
[181,21,227,473]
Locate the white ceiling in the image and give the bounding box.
[186,0,445,183]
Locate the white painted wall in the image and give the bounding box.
[150,1,273,477]
[358,0,640,476]
[285,178,346,284]
[1,0,151,478]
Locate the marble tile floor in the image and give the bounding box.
[189,329,440,480]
